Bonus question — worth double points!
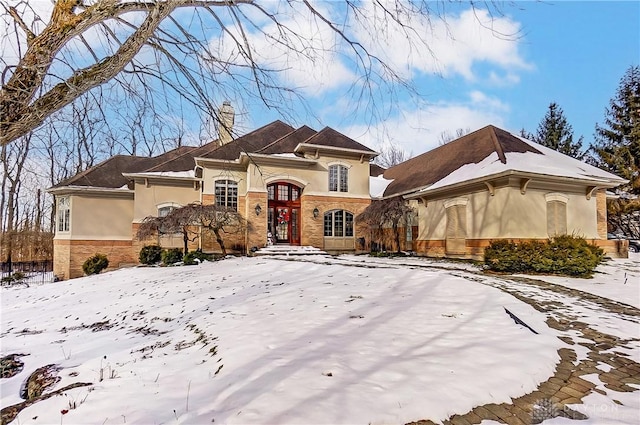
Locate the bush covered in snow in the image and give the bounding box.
[484,235,604,277]
[82,253,109,275]
[139,245,162,265]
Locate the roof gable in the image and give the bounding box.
[202,120,296,160]
[257,125,317,154]
[383,125,539,195]
[301,127,377,153]
[384,125,625,197]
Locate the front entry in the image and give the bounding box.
[267,182,301,245]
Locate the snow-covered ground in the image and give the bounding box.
[529,252,640,309]
[1,254,638,425]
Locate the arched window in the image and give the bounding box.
[324,210,354,237]
[215,180,238,209]
[328,165,348,192]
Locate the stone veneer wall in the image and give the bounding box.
[300,195,370,250]
[415,237,628,260]
[596,189,608,239]
[201,194,248,253]
[53,239,135,280]
[246,191,268,250]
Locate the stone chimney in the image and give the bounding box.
[217,101,235,146]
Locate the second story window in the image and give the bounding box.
[57,196,70,232]
[215,180,238,209]
[329,165,348,192]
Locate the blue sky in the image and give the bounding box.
[234,1,639,156]
[2,1,638,158]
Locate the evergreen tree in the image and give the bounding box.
[589,65,640,194]
[533,102,584,159]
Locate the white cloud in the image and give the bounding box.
[352,5,530,82]
[342,91,509,156]
[210,1,355,96]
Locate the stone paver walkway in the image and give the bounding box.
[407,270,640,425]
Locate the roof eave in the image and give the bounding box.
[294,143,378,159]
[403,170,627,199]
[46,185,133,196]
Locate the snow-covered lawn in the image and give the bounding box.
[1,253,638,425]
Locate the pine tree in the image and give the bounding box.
[589,65,640,194]
[533,102,584,159]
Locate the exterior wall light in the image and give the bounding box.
[313,207,319,218]
[255,204,262,216]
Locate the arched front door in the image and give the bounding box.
[267,182,301,245]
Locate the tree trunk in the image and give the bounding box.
[213,228,227,256]
[182,228,189,255]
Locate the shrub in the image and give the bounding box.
[139,245,162,265]
[183,249,213,265]
[484,235,603,277]
[1,272,26,284]
[83,253,109,275]
[161,248,183,265]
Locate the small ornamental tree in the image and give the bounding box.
[136,203,248,256]
[357,196,415,253]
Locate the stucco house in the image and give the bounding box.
[48,114,627,280]
[48,110,378,279]
[373,125,628,259]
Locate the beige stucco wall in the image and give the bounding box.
[54,194,134,241]
[132,180,200,222]
[418,184,600,242]
[243,157,371,199]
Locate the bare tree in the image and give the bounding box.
[0,132,31,263]
[136,203,247,256]
[357,196,415,253]
[1,1,511,146]
[438,127,472,145]
[374,143,410,168]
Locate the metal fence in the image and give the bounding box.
[1,260,54,286]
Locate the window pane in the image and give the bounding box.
[345,212,353,237]
[324,213,333,236]
[291,187,299,201]
[334,210,344,237]
[339,166,348,192]
[267,185,275,200]
[215,180,226,206]
[228,181,238,209]
[329,166,338,191]
[278,184,289,201]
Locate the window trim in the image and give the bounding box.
[328,164,349,193]
[545,193,568,237]
[323,210,354,238]
[57,196,70,233]
[214,179,238,210]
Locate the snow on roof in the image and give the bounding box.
[422,137,626,193]
[370,175,394,198]
[141,170,195,178]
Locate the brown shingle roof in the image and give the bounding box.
[202,120,296,160]
[370,163,386,177]
[301,127,377,153]
[51,155,158,189]
[257,125,317,154]
[383,125,541,196]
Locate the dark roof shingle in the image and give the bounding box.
[383,125,541,196]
